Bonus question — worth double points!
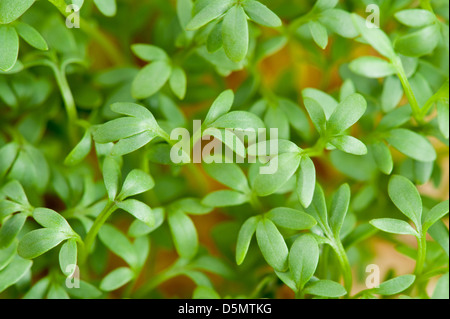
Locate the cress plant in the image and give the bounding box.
[0,0,449,300]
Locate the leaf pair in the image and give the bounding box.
[248,139,317,208]
[235,207,316,271]
[0,181,33,249]
[168,198,213,260]
[202,162,251,208]
[93,102,168,156]
[131,44,187,100]
[370,175,449,236]
[303,91,368,156]
[187,0,281,62]
[0,21,48,72]
[275,233,347,298]
[102,158,156,228]
[0,142,50,193]
[394,9,441,57]
[99,226,150,292]
[17,207,80,279]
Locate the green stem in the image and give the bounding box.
[332,239,353,296]
[303,137,327,158]
[79,200,117,264]
[392,57,424,124]
[414,232,427,276]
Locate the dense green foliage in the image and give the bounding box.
[0,0,449,299]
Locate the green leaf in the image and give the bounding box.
[93,117,150,143]
[305,184,328,230]
[381,76,403,113]
[437,101,449,139]
[66,280,102,299]
[349,57,396,78]
[327,93,367,134]
[0,201,25,220]
[394,9,435,28]
[23,277,50,299]
[395,25,440,57]
[131,44,168,62]
[267,207,316,230]
[102,156,121,201]
[0,143,19,178]
[370,218,418,236]
[207,21,223,53]
[432,273,449,299]
[385,129,437,162]
[243,0,282,27]
[204,89,234,125]
[47,283,69,299]
[172,198,213,215]
[202,190,248,207]
[59,239,77,276]
[0,256,32,293]
[211,111,265,132]
[423,200,449,231]
[168,210,198,259]
[236,216,259,265]
[118,169,154,200]
[100,267,134,291]
[428,221,449,257]
[186,0,233,30]
[330,136,367,156]
[33,208,73,233]
[388,175,422,227]
[0,0,35,24]
[64,130,92,166]
[117,199,154,228]
[0,26,19,72]
[203,128,246,158]
[0,241,16,271]
[313,0,338,12]
[222,5,249,62]
[352,13,396,59]
[302,88,338,120]
[371,275,416,295]
[99,224,138,268]
[111,131,157,156]
[296,156,316,208]
[329,184,351,236]
[0,212,27,248]
[319,9,358,38]
[93,0,117,17]
[128,208,165,238]
[14,21,48,50]
[169,66,187,100]
[202,161,248,193]
[289,234,319,290]
[303,280,347,298]
[253,152,302,197]
[256,219,289,272]
[132,61,172,99]
[370,142,393,175]
[18,228,68,259]
[110,102,159,123]
[309,20,328,49]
